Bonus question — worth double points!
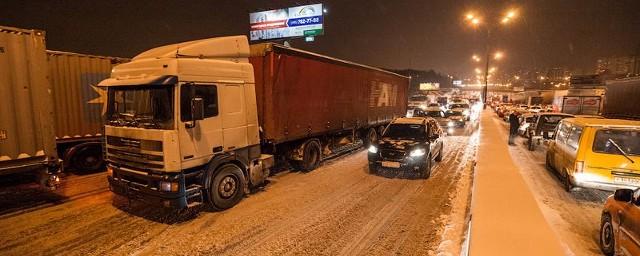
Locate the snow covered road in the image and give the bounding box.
[0,127,478,256]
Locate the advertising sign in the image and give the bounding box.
[419,83,439,91]
[249,4,324,41]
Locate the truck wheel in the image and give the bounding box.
[420,156,432,179]
[599,213,615,256]
[71,146,104,172]
[299,140,322,171]
[209,164,246,210]
[545,152,554,171]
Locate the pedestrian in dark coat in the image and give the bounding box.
[508,111,520,145]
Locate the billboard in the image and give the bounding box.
[419,83,439,91]
[249,4,324,41]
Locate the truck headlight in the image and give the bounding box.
[447,121,455,127]
[410,148,426,157]
[368,145,378,153]
[463,110,470,116]
[159,181,179,192]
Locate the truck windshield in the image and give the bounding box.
[106,85,174,130]
[593,129,640,156]
[382,124,426,141]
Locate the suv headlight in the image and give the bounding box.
[410,148,426,157]
[368,145,378,153]
[447,121,455,127]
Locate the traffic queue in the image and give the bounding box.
[491,101,640,256]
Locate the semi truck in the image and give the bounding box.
[604,77,640,120]
[0,25,127,187]
[100,36,409,209]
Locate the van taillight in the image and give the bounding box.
[575,161,584,173]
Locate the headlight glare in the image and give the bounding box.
[410,148,426,157]
[447,121,455,127]
[368,145,378,153]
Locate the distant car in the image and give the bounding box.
[408,95,429,110]
[528,105,543,113]
[599,188,640,256]
[448,103,471,120]
[417,110,451,127]
[367,117,444,179]
[425,102,443,111]
[446,110,467,127]
[526,113,574,150]
[546,117,640,191]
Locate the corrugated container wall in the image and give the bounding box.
[249,43,408,144]
[604,77,640,120]
[47,51,128,141]
[0,26,58,170]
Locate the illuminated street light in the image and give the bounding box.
[472,55,481,62]
[489,67,497,73]
[514,75,520,80]
[494,51,503,60]
[475,68,482,74]
[539,76,546,80]
[471,18,481,25]
[466,13,475,20]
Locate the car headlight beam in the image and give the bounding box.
[368,145,378,153]
[410,148,426,157]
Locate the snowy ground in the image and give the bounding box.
[494,116,610,256]
[0,126,478,255]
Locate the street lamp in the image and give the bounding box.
[463,8,520,108]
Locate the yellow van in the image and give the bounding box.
[546,118,640,191]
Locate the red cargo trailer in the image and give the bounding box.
[250,43,409,149]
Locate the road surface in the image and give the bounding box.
[0,126,478,256]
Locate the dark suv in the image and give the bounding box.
[367,117,444,178]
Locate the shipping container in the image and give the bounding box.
[249,43,409,144]
[46,51,128,171]
[604,77,640,120]
[0,25,59,185]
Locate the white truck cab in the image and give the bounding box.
[99,36,271,209]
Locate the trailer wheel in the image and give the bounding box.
[70,145,104,172]
[209,164,246,210]
[299,140,322,171]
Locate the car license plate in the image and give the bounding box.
[381,161,401,168]
[614,176,640,186]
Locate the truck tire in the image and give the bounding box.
[297,140,322,171]
[71,145,104,172]
[599,213,615,256]
[209,164,246,210]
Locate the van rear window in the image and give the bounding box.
[593,129,640,156]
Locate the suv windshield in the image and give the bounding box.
[383,124,426,141]
[107,85,174,129]
[593,129,640,156]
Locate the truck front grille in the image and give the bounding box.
[106,136,164,170]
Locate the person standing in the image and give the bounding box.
[508,111,520,145]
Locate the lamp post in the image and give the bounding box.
[464,9,519,108]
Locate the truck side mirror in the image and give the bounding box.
[186,97,204,128]
[614,189,634,202]
[192,97,205,121]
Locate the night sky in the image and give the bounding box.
[2,0,639,77]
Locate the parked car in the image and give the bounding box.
[546,118,640,191]
[526,113,574,150]
[599,188,640,256]
[518,113,537,137]
[368,117,444,178]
